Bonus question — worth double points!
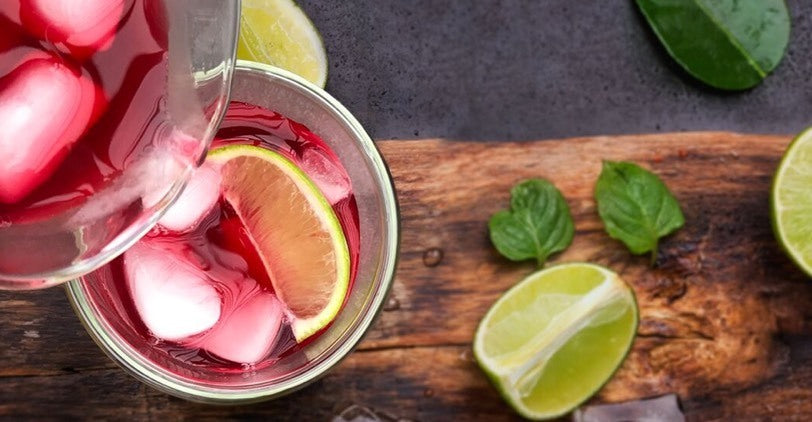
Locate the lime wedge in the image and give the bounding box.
[207,145,350,341]
[238,0,328,87]
[772,127,812,276]
[473,263,638,420]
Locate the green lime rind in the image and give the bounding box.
[771,127,812,277]
[207,144,350,341]
[238,0,328,87]
[473,263,639,420]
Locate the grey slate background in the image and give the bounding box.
[299,0,812,141]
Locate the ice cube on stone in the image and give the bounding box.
[299,146,351,205]
[124,242,221,341]
[157,164,221,232]
[202,293,284,364]
[573,394,685,422]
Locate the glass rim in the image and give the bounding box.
[64,60,400,403]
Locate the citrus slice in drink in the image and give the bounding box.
[238,0,328,87]
[473,263,638,420]
[207,145,350,341]
[772,127,812,277]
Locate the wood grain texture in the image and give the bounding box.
[2,132,811,421]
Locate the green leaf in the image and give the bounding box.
[594,161,685,262]
[636,0,790,90]
[488,179,574,267]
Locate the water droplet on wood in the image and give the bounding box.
[422,248,443,267]
[383,297,400,312]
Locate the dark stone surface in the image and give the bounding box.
[299,0,812,141]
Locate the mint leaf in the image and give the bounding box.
[594,161,685,263]
[489,179,574,267]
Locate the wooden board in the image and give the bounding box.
[2,132,812,420]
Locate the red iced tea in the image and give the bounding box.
[86,103,360,372]
[0,0,176,219]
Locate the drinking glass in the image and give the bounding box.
[65,61,400,403]
[0,0,240,289]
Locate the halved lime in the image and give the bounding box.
[473,263,638,420]
[772,127,812,277]
[207,145,350,341]
[238,0,328,87]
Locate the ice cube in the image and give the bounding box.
[573,394,685,422]
[332,405,393,422]
[201,293,284,364]
[68,146,185,227]
[124,242,221,341]
[0,53,102,203]
[300,146,351,205]
[20,0,128,52]
[157,164,221,232]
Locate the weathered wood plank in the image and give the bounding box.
[1,132,811,420]
[0,288,116,377]
[0,341,811,421]
[0,346,522,421]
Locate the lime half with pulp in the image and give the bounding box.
[207,145,350,341]
[474,263,638,420]
[238,0,328,87]
[772,127,812,277]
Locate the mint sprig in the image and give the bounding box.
[594,161,684,264]
[488,179,574,267]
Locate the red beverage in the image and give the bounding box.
[0,0,173,217]
[86,103,360,373]
[0,1,240,284]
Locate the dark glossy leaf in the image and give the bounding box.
[594,161,684,262]
[636,0,790,90]
[488,179,574,266]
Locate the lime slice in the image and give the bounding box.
[238,0,328,87]
[473,263,638,420]
[207,145,350,341]
[772,127,812,276]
